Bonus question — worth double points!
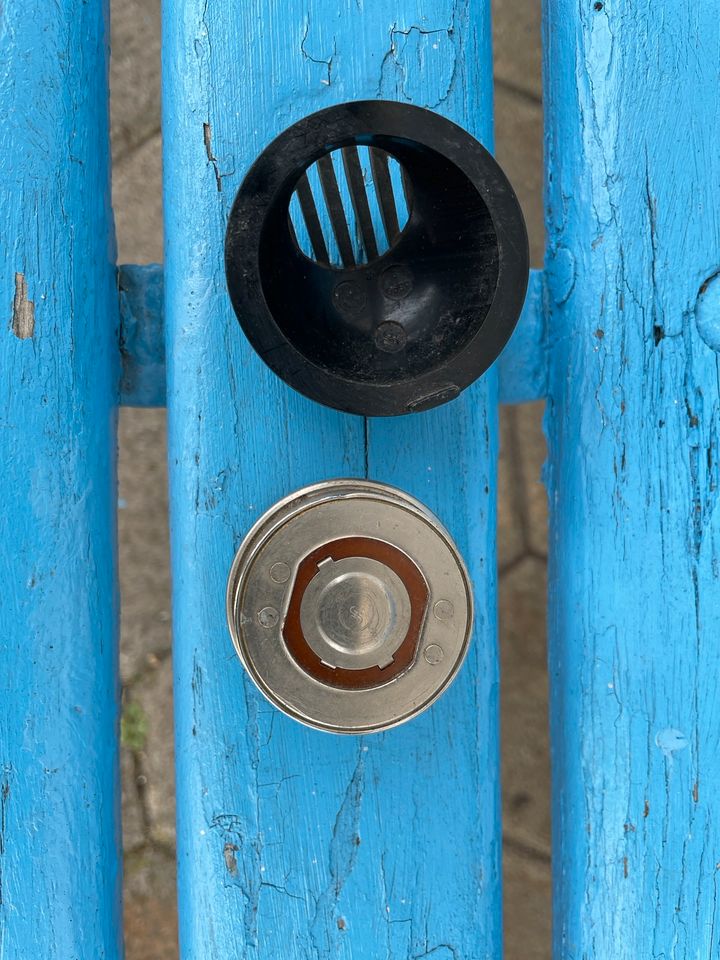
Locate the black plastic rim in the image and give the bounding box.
[225,100,529,417]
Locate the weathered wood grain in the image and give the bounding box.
[543,2,720,956]
[0,2,121,957]
[162,1,501,956]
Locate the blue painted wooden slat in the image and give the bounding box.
[117,264,546,408]
[497,268,546,404]
[119,263,165,407]
[163,2,501,957]
[543,2,720,956]
[364,18,500,953]
[0,2,121,958]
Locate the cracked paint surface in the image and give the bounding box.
[0,0,121,957]
[162,0,498,957]
[543,1,720,957]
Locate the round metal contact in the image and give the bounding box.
[226,479,473,734]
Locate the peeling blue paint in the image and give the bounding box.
[0,1,121,957]
[544,1,720,956]
[162,0,500,956]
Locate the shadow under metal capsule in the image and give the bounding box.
[226,479,473,734]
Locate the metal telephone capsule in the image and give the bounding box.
[226,480,473,733]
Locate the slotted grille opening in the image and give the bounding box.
[288,146,412,268]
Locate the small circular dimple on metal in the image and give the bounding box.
[257,606,279,628]
[270,562,291,584]
[433,599,454,621]
[226,479,473,734]
[424,644,444,665]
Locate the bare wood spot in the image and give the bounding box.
[203,122,222,192]
[643,800,650,818]
[223,841,239,876]
[623,856,628,878]
[693,781,699,803]
[12,273,34,339]
[0,777,10,906]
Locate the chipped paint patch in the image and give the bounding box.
[655,728,689,759]
[223,841,239,876]
[203,123,222,192]
[0,775,9,907]
[546,245,576,305]
[378,23,457,107]
[12,272,34,339]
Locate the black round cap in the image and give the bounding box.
[225,100,529,417]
